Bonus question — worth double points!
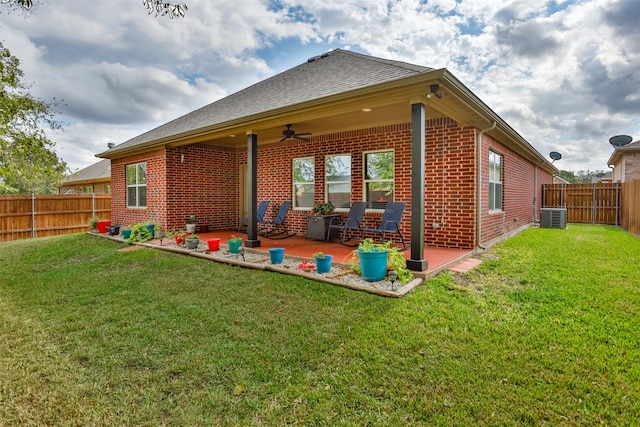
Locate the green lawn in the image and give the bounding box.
[1,225,638,425]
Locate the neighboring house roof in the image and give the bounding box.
[98,48,557,174]
[61,159,111,185]
[607,140,640,166]
[553,175,571,184]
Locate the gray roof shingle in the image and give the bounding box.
[110,49,434,152]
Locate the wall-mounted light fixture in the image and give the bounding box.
[427,84,443,99]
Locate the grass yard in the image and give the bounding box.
[0,224,638,425]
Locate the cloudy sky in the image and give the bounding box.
[2,0,639,173]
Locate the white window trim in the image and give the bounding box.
[489,151,503,212]
[292,156,315,211]
[325,153,351,212]
[363,149,395,211]
[126,162,147,208]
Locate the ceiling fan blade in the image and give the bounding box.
[295,132,312,136]
[295,136,310,142]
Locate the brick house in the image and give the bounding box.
[98,49,556,270]
[608,140,640,183]
[59,159,111,194]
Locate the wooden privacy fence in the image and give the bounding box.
[0,194,111,242]
[542,183,621,225]
[621,180,640,237]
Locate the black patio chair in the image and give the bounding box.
[361,201,408,249]
[327,201,367,246]
[260,200,293,239]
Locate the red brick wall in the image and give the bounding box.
[479,134,553,245]
[164,144,239,232]
[109,121,553,250]
[111,149,166,228]
[425,118,476,248]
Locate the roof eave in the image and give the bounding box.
[440,70,558,174]
[97,71,449,159]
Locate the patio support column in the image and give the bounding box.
[245,133,261,248]
[407,101,428,271]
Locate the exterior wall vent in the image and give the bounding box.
[540,208,567,229]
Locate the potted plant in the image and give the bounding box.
[96,218,112,234]
[185,215,197,233]
[88,216,101,232]
[306,201,338,240]
[310,201,335,216]
[313,251,333,274]
[126,222,155,243]
[168,228,187,245]
[143,221,156,239]
[350,238,414,283]
[228,235,242,254]
[185,233,200,250]
[120,227,132,240]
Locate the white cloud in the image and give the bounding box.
[1,0,638,172]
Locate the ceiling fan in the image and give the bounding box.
[280,124,312,142]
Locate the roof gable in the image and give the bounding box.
[62,159,111,184]
[607,139,640,165]
[110,49,433,153]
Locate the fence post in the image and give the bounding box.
[31,193,36,239]
[615,182,620,226]
[92,193,95,218]
[592,184,596,224]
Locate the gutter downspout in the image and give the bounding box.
[476,120,496,250]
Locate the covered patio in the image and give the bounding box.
[155,229,473,277]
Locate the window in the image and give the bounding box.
[325,154,351,208]
[126,162,147,208]
[293,157,314,209]
[364,150,394,209]
[489,151,502,211]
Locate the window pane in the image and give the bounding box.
[139,186,147,207]
[294,183,314,208]
[326,155,351,182]
[495,183,502,210]
[365,152,393,180]
[127,187,137,207]
[294,158,314,182]
[138,163,147,184]
[126,165,137,185]
[366,182,394,205]
[327,182,351,208]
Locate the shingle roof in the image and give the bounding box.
[108,49,434,152]
[62,159,111,183]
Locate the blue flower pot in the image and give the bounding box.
[145,224,155,239]
[228,239,242,254]
[269,248,285,264]
[315,255,333,274]
[357,249,389,282]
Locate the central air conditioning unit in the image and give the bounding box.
[540,208,567,229]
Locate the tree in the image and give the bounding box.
[1,0,188,18]
[0,42,68,194]
[557,170,579,183]
[143,0,188,19]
